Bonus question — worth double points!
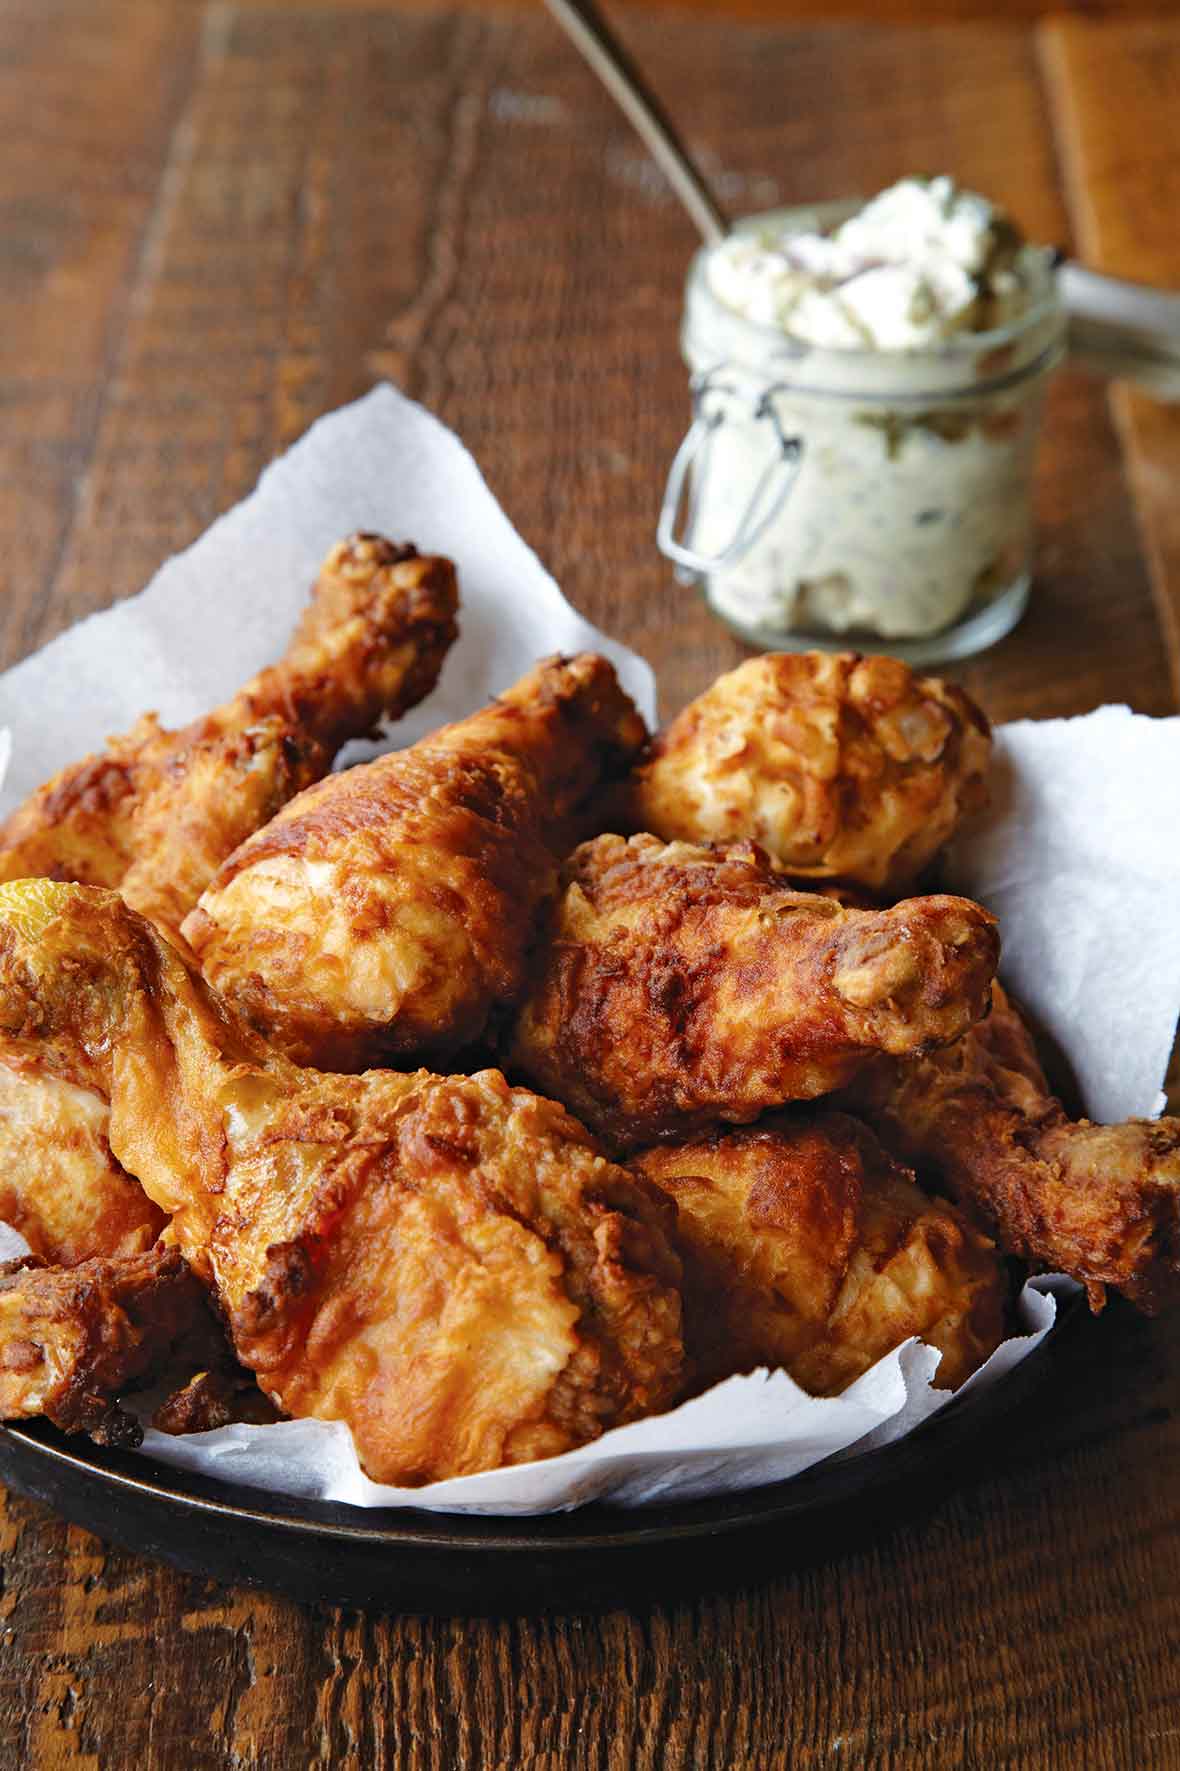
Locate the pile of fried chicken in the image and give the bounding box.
[0,534,1176,1487]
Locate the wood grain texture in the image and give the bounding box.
[0,0,201,669]
[1,5,1179,1768]
[11,3,1171,721]
[4,1304,1180,1768]
[212,0,1180,21]
[1042,17,1180,700]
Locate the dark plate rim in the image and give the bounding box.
[0,1286,1087,1554]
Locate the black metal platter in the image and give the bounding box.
[0,1288,1087,1616]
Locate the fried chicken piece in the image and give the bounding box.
[0,1039,164,1264]
[151,1366,279,1435]
[508,833,1000,1150]
[0,880,685,1484]
[628,652,992,895]
[0,531,456,1258]
[0,534,459,943]
[633,1111,1005,1394]
[0,1246,214,1446]
[183,654,648,1070]
[851,984,1180,1311]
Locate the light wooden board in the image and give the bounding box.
[1043,17,1180,698]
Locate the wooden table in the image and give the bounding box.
[3,4,1180,1764]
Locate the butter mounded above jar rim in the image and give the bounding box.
[705,176,1044,352]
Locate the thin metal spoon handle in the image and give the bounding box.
[544,0,730,246]
[545,0,1180,398]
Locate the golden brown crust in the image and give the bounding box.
[0,1246,212,1445]
[0,717,172,893]
[0,1039,165,1264]
[509,833,1000,1150]
[633,1111,1006,1394]
[0,882,686,1484]
[208,1068,685,1482]
[628,652,992,894]
[183,654,649,1070]
[281,534,458,748]
[850,983,1180,1311]
[0,534,459,943]
[0,544,458,1271]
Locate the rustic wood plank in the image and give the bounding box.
[211,0,1180,22]
[5,1304,1180,1768]
[1041,17,1180,700]
[0,0,202,670]
[22,5,1172,724]
[1,8,1180,1769]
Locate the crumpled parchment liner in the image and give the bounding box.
[2,385,1177,1514]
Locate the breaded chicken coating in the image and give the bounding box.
[628,652,991,895]
[508,833,999,1150]
[633,1111,1005,1393]
[183,654,648,1071]
[0,1246,214,1445]
[0,881,685,1483]
[0,535,457,1265]
[0,535,459,943]
[0,1040,164,1264]
[852,984,1180,1311]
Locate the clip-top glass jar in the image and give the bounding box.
[658,201,1066,664]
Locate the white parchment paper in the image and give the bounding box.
[944,707,1180,1125]
[2,385,1177,1514]
[0,385,655,810]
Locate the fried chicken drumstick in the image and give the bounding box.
[851,984,1180,1311]
[628,652,992,895]
[632,1111,1005,1394]
[183,654,648,1070]
[0,880,685,1482]
[508,833,1000,1150]
[0,535,456,1263]
[0,534,459,943]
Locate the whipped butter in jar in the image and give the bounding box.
[659,178,1065,662]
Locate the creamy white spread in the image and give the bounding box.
[694,403,1037,642]
[680,180,1061,646]
[707,177,1030,351]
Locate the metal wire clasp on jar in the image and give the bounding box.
[659,209,1067,665]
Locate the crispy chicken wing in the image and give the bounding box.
[508,833,1000,1149]
[0,1246,215,1445]
[0,535,459,942]
[851,984,1180,1311]
[0,881,685,1483]
[183,654,648,1070]
[632,1111,1005,1393]
[628,652,991,895]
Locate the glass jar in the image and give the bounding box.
[658,201,1066,664]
